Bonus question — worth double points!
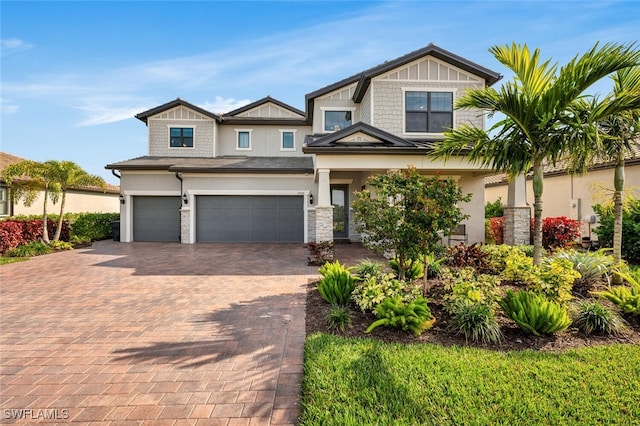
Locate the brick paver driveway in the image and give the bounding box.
[1,241,319,425]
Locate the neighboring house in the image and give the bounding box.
[485,143,640,241]
[106,43,502,244]
[0,152,120,217]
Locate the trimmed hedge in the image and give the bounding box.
[0,219,71,253]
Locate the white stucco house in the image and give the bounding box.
[106,43,502,244]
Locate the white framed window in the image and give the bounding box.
[169,126,194,148]
[279,129,296,151]
[235,129,253,151]
[0,187,8,216]
[321,107,356,132]
[402,89,454,134]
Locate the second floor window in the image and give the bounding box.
[237,131,251,149]
[282,131,295,150]
[324,110,352,132]
[405,91,453,133]
[170,127,194,147]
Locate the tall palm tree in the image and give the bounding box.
[567,66,640,270]
[2,160,61,243]
[431,42,640,265]
[47,160,106,241]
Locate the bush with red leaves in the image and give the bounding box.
[490,217,505,245]
[530,216,581,250]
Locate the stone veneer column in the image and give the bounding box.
[503,206,531,245]
[314,206,334,242]
[503,174,531,245]
[180,208,191,244]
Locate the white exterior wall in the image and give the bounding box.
[485,164,640,239]
[216,124,311,157]
[10,191,120,216]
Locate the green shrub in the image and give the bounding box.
[485,197,504,219]
[351,272,422,313]
[423,252,445,279]
[593,200,640,263]
[441,267,502,310]
[593,271,640,315]
[448,301,503,344]
[535,257,581,304]
[571,300,629,336]
[70,212,120,241]
[501,251,540,286]
[389,257,424,280]
[6,241,53,257]
[481,244,527,275]
[550,248,619,289]
[499,290,572,336]
[49,240,73,251]
[317,261,356,305]
[353,259,385,280]
[326,304,352,332]
[365,296,434,335]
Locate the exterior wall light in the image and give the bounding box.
[182,193,188,205]
[119,194,125,204]
[309,193,314,205]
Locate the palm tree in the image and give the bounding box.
[431,42,640,265]
[567,66,640,271]
[1,160,61,243]
[47,160,106,241]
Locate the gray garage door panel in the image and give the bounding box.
[133,196,181,242]
[197,195,303,242]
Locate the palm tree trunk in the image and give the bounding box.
[54,190,67,241]
[41,187,50,244]
[532,162,544,266]
[612,154,624,284]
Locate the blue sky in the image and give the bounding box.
[1,1,639,185]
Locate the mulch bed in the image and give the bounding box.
[305,279,640,352]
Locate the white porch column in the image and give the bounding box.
[315,169,333,242]
[504,174,531,245]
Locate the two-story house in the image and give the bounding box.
[106,43,502,244]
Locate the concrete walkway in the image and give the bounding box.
[0,241,321,425]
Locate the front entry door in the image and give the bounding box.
[331,185,349,239]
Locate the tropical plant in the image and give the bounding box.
[501,251,540,286]
[365,296,434,335]
[389,256,424,281]
[481,244,527,275]
[430,42,640,266]
[352,166,470,285]
[448,301,503,344]
[593,271,640,315]
[326,304,352,332]
[499,290,572,336]
[353,258,385,280]
[317,261,356,305]
[537,216,581,249]
[593,200,640,264]
[350,272,422,313]
[5,241,53,257]
[567,66,640,271]
[1,160,60,243]
[571,300,629,336]
[48,240,73,251]
[45,160,106,241]
[551,248,619,288]
[445,243,491,274]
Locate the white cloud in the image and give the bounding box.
[0,98,19,114]
[200,97,253,114]
[1,38,34,57]
[74,105,148,127]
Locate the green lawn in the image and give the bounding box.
[0,256,29,265]
[300,333,640,425]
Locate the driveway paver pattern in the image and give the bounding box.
[1,241,318,425]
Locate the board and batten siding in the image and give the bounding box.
[147,106,216,158]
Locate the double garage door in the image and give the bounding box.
[132,195,303,242]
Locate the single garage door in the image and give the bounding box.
[196,195,303,242]
[133,196,181,242]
